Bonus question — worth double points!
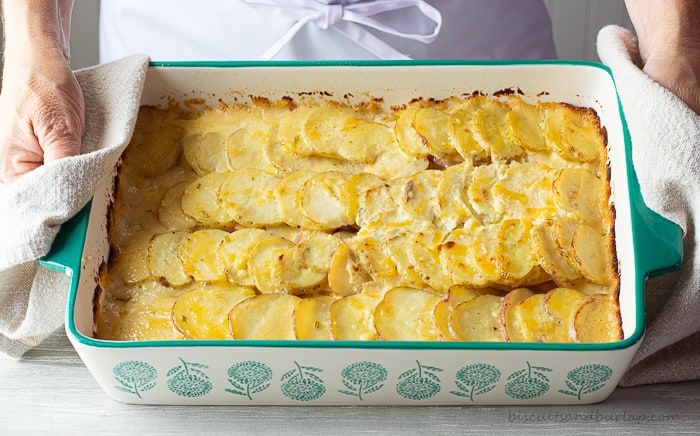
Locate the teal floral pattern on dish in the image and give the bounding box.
[338,361,387,401]
[396,360,443,400]
[166,357,212,398]
[505,361,552,400]
[559,364,613,400]
[226,361,273,400]
[450,364,501,402]
[281,361,325,402]
[113,360,157,399]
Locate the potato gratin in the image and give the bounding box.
[95,92,621,343]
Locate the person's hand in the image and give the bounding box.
[625,0,700,113]
[0,50,85,184]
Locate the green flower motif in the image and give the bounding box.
[504,361,552,401]
[166,357,212,398]
[396,360,443,401]
[113,360,157,399]
[451,364,501,402]
[339,361,387,401]
[226,361,273,400]
[559,364,614,400]
[280,361,325,402]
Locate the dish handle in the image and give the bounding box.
[36,202,91,279]
[632,197,683,279]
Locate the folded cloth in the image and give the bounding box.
[0,55,150,358]
[597,25,700,386]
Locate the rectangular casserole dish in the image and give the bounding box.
[40,61,683,405]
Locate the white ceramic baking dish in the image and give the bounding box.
[40,61,683,405]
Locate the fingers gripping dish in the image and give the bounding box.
[95,92,620,343]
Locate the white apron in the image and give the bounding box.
[99,0,557,62]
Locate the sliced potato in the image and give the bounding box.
[275,171,323,230]
[225,122,274,172]
[181,172,236,228]
[182,131,228,176]
[330,292,383,340]
[119,295,184,341]
[172,282,256,339]
[514,293,553,342]
[492,162,556,220]
[553,168,607,230]
[177,229,230,282]
[573,293,622,342]
[413,107,460,162]
[341,120,393,164]
[123,124,183,177]
[434,284,479,340]
[544,287,589,342]
[499,287,534,342]
[439,226,489,287]
[304,105,380,163]
[467,163,500,223]
[364,146,430,180]
[394,106,428,158]
[147,231,192,287]
[300,171,355,229]
[219,168,283,227]
[110,231,153,285]
[506,98,546,151]
[531,221,582,282]
[436,162,474,231]
[374,287,442,341]
[572,224,617,285]
[495,219,538,285]
[471,99,524,162]
[276,105,317,156]
[347,233,398,282]
[344,172,384,224]
[398,169,441,224]
[217,228,273,287]
[158,181,197,231]
[277,232,339,293]
[247,235,294,294]
[294,295,339,340]
[405,224,452,292]
[543,104,603,163]
[229,293,302,339]
[447,97,490,164]
[328,241,372,296]
[450,294,503,341]
[355,181,405,229]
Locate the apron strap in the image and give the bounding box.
[241,0,442,60]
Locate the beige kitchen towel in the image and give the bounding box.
[597,25,700,386]
[0,55,150,358]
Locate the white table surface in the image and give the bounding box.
[2,329,698,435]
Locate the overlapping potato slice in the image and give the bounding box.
[544,287,590,342]
[172,282,256,339]
[355,180,406,229]
[374,287,442,340]
[397,169,441,224]
[436,162,474,231]
[573,293,622,342]
[225,121,274,172]
[495,219,539,285]
[277,105,317,156]
[275,171,323,230]
[492,162,556,220]
[181,172,236,228]
[531,221,582,283]
[121,296,184,341]
[344,172,384,224]
[147,231,192,287]
[177,229,230,282]
[572,224,617,285]
[507,98,546,152]
[447,96,490,164]
[405,223,452,292]
[467,164,500,223]
[158,181,197,231]
[294,294,339,340]
[553,168,607,231]
[182,132,229,176]
[229,293,302,339]
[512,293,552,342]
[300,171,355,229]
[110,231,153,285]
[219,168,283,227]
[123,124,183,178]
[498,287,534,341]
[439,225,489,287]
[247,235,294,294]
[276,232,339,293]
[472,99,524,162]
[543,103,603,163]
[330,289,384,340]
[346,233,397,282]
[394,106,428,158]
[450,294,503,341]
[413,107,461,163]
[434,284,479,340]
[328,240,371,296]
[217,228,272,287]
